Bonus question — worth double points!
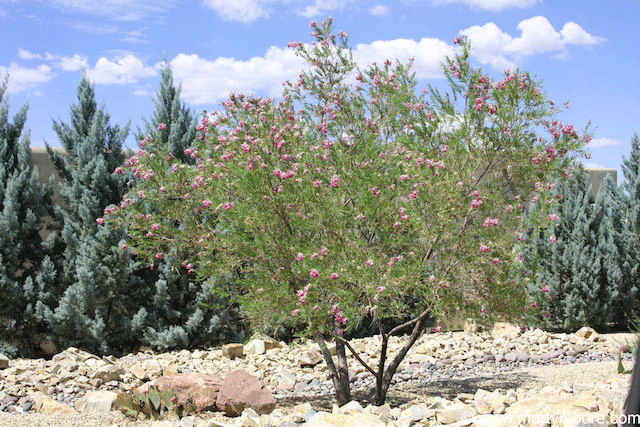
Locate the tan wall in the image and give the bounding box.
[585,168,617,203]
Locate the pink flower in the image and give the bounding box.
[531,300,537,308]
[370,186,379,196]
[433,326,441,333]
[366,259,374,268]
[310,269,319,278]
[151,223,160,230]
[96,217,105,225]
[330,174,340,188]
[549,235,556,244]
[296,252,304,261]
[376,286,384,293]
[393,222,399,229]
[321,247,328,256]
[155,252,164,260]
[202,199,211,209]
[329,273,339,280]
[548,214,559,221]
[479,244,489,253]
[292,309,299,316]
[542,284,550,293]
[313,180,322,188]
[545,311,551,318]
[120,243,127,250]
[492,258,500,265]
[311,252,319,259]
[157,123,167,131]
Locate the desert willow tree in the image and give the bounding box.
[109,19,589,405]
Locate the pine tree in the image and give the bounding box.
[134,59,197,163]
[0,76,57,356]
[524,168,615,331]
[44,74,143,354]
[593,174,639,326]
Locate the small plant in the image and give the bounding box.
[117,385,186,420]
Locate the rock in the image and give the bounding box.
[435,402,476,424]
[0,353,9,369]
[90,364,123,382]
[130,363,147,381]
[575,327,599,341]
[222,343,244,360]
[34,394,77,415]
[215,370,276,416]
[397,403,435,425]
[74,390,118,413]
[491,322,521,337]
[155,373,223,411]
[336,400,364,414]
[245,339,266,355]
[298,350,323,367]
[308,411,386,427]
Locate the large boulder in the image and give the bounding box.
[155,373,223,412]
[216,370,276,416]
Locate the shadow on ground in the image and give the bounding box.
[276,371,536,411]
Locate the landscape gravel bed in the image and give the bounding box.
[0,326,636,426]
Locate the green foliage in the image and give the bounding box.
[110,19,589,404]
[0,75,57,357]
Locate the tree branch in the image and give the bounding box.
[335,335,377,377]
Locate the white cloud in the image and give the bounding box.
[68,21,118,34]
[588,137,623,148]
[169,35,455,106]
[17,49,89,72]
[86,55,157,84]
[43,0,179,21]
[120,27,150,44]
[433,0,537,11]
[369,4,389,16]
[354,38,454,79]
[201,0,270,23]
[460,16,606,71]
[0,63,54,93]
[133,88,151,97]
[300,0,351,18]
[169,46,304,104]
[560,22,607,46]
[59,54,89,71]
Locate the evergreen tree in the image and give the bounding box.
[134,59,197,163]
[593,174,639,326]
[44,74,141,354]
[0,76,57,356]
[523,168,615,331]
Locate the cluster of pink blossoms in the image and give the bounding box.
[332,304,347,325]
[483,217,499,228]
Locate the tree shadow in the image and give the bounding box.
[275,371,536,411]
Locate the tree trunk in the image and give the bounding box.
[317,335,352,406]
[373,309,432,406]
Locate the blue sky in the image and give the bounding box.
[1,0,638,182]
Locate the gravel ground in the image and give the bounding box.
[0,333,635,427]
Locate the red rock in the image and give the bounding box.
[216,370,276,416]
[155,373,223,412]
